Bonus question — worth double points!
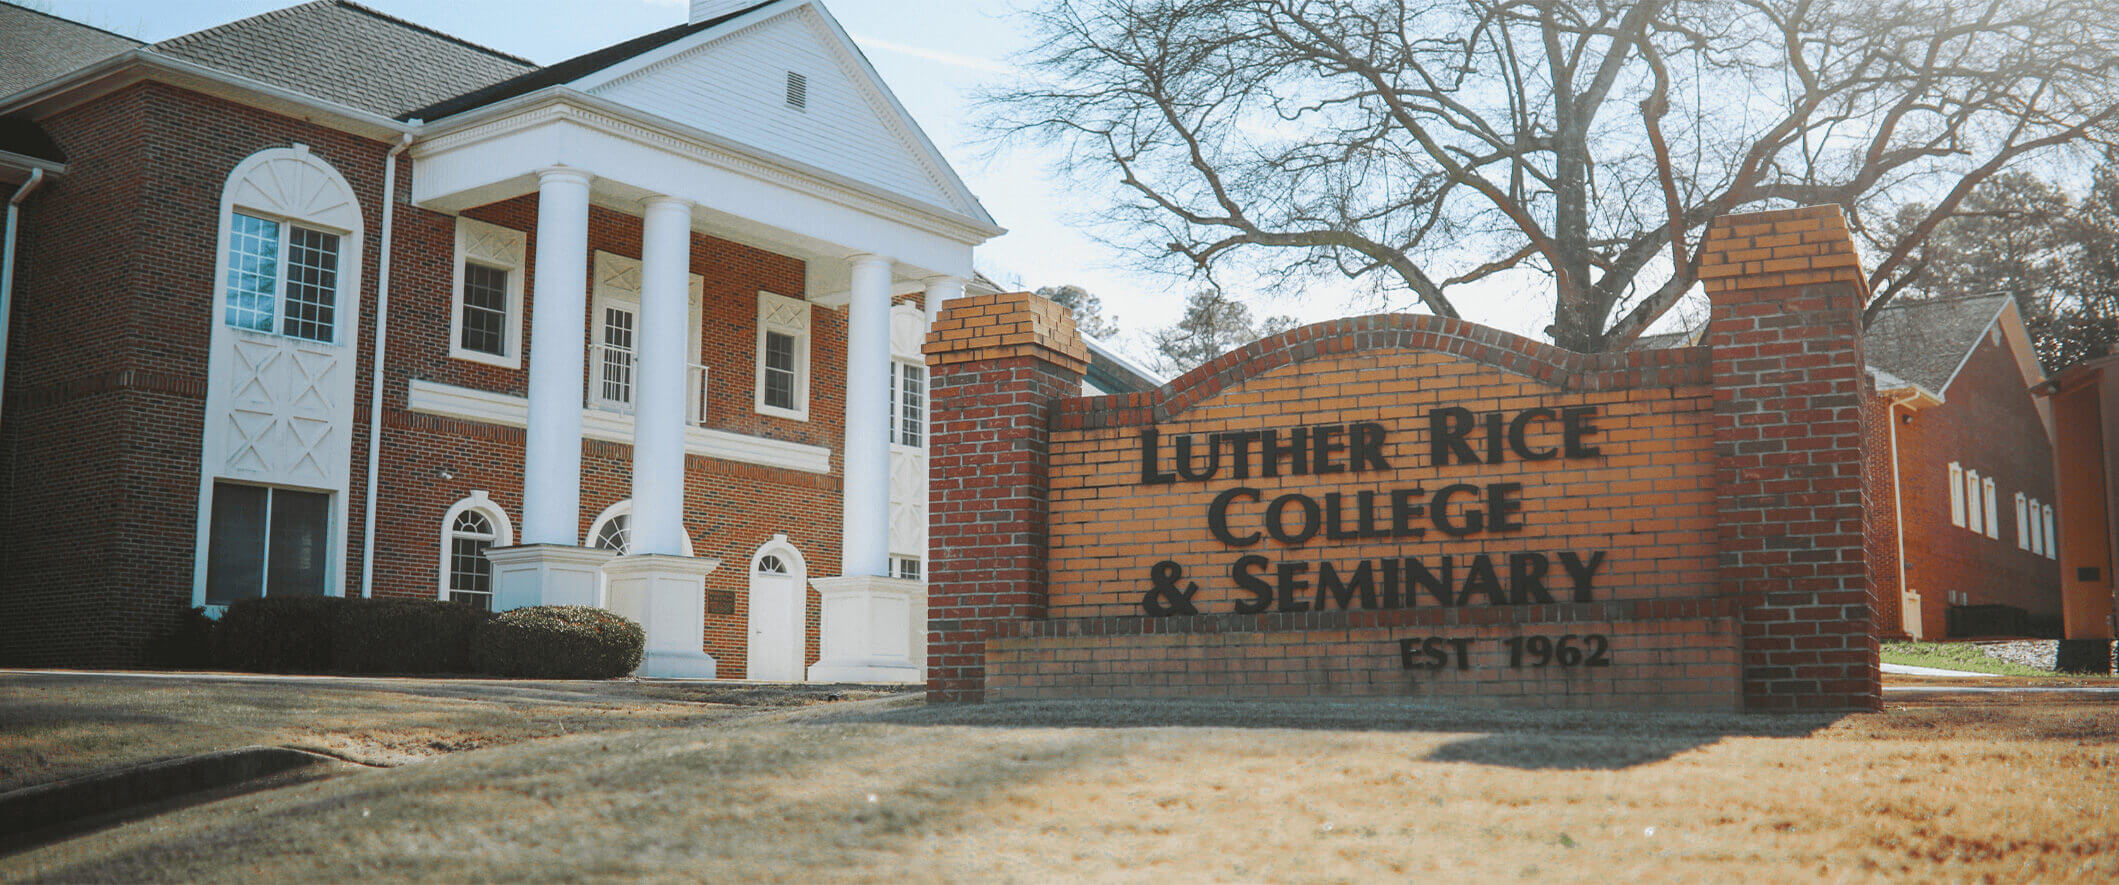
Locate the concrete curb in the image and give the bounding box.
[0,745,348,843]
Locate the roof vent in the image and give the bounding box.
[785,71,808,110]
[690,1,754,24]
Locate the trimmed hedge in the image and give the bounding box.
[212,596,352,673]
[471,605,645,679]
[145,606,218,670]
[333,599,494,674]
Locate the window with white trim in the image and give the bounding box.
[2044,504,2058,559]
[1981,476,1998,540]
[889,359,925,448]
[586,499,696,557]
[1948,462,1965,527]
[2027,496,2043,554]
[450,218,525,367]
[890,555,921,582]
[439,492,512,610]
[589,252,705,418]
[205,482,330,604]
[224,212,342,343]
[1965,469,1985,535]
[2015,493,2030,550]
[755,291,811,420]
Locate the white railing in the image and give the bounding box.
[588,343,710,427]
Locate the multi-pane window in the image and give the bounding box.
[224,212,340,342]
[2016,493,2031,550]
[1965,470,1985,535]
[599,306,637,406]
[205,482,330,605]
[763,330,799,410]
[447,510,498,610]
[593,513,632,555]
[458,264,510,357]
[891,555,921,581]
[890,360,925,448]
[2044,504,2058,560]
[758,554,789,575]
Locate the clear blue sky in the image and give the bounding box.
[37,0,1263,354]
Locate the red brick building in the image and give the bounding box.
[0,0,1007,677]
[1861,296,2062,639]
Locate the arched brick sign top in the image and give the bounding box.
[927,205,1876,712]
[1060,313,1710,431]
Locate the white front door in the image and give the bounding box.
[748,553,802,681]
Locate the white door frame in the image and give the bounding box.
[746,534,808,681]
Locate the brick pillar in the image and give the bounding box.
[1699,204,1880,711]
[923,291,1089,702]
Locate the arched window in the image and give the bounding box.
[216,145,362,345]
[586,499,695,556]
[439,492,513,609]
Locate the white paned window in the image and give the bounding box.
[1965,469,1984,536]
[889,360,925,448]
[224,212,341,343]
[586,499,695,558]
[589,252,705,418]
[755,291,811,420]
[1981,477,1999,540]
[450,218,526,367]
[205,482,330,604]
[891,555,921,582]
[438,492,511,611]
[2015,493,2030,550]
[2044,505,2058,559]
[1948,463,1965,527]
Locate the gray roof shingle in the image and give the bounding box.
[1863,294,2011,395]
[150,0,534,118]
[0,2,143,99]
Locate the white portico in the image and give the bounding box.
[416,0,1001,679]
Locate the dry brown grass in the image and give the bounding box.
[0,671,893,792]
[5,686,2115,882]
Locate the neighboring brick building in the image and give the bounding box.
[1863,295,2062,639]
[0,0,1009,678]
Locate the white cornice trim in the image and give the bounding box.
[2,50,416,140]
[407,379,833,474]
[412,88,1003,245]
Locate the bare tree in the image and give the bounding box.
[987,0,2119,351]
[1150,289,1300,374]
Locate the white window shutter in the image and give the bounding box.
[1982,477,1998,539]
[1949,463,1966,527]
[1966,470,1984,535]
[2029,497,2044,555]
[2015,493,2030,550]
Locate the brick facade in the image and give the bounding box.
[0,81,860,672]
[1883,329,2062,637]
[927,206,1880,711]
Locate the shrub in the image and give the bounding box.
[145,606,217,670]
[212,596,352,673]
[471,605,644,679]
[333,599,493,674]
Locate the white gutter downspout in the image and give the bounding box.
[0,168,49,431]
[360,133,415,599]
[1885,390,1919,639]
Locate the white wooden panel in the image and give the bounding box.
[588,11,954,210]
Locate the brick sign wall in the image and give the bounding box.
[927,206,1880,711]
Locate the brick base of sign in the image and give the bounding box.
[985,607,1742,709]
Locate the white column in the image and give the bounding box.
[631,196,694,556]
[842,253,895,577]
[521,166,593,546]
[923,275,967,326]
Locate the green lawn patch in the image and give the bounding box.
[1880,641,2050,677]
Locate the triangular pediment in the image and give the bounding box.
[571,0,985,223]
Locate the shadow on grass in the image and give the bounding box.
[818,698,1848,771]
